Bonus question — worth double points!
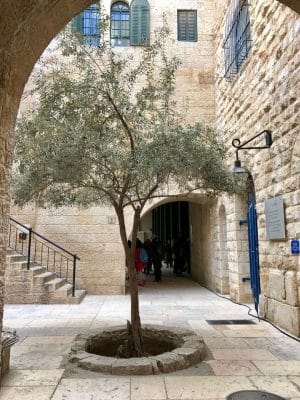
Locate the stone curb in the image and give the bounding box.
[68,325,206,375]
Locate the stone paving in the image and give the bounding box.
[1,269,300,399]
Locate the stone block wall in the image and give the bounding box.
[215,0,300,334]
[5,256,52,304]
[190,195,252,304]
[10,205,125,295]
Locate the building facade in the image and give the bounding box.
[5,0,300,337]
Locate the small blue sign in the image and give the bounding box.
[291,239,300,255]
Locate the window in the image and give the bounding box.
[177,10,197,42]
[223,0,251,80]
[111,2,130,47]
[130,0,150,46]
[72,2,150,48]
[72,4,100,46]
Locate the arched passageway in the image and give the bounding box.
[140,193,256,301]
[139,195,256,305]
[140,201,191,279]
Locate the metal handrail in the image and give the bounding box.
[9,217,80,259]
[8,217,80,296]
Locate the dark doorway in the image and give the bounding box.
[152,201,190,246]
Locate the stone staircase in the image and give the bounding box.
[5,251,86,304]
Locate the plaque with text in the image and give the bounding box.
[265,196,286,240]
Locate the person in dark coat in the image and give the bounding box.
[144,238,152,275]
[151,236,163,282]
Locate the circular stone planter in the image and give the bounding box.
[68,325,206,375]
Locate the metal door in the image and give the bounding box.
[247,191,260,313]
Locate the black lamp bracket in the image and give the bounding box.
[232,130,272,160]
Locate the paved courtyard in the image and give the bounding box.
[1,269,300,399]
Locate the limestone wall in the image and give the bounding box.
[215,0,300,334]
[10,205,125,295]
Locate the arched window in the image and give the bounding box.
[111,2,130,47]
[72,3,100,46]
[130,0,150,46]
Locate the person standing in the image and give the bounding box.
[144,238,152,275]
[165,239,173,268]
[134,239,147,287]
[151,236,163,282]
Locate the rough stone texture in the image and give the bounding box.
[78,355,113,373]
[112,358,153,375]
[4,254,85,304]
[68,325,205,375]
[151,352,187,373]
[266,298,300,336]
[268,269,286,302]
[285,271,298,307]
[215,0,300,331]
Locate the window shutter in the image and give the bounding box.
[71,13,84,34]
[130,0,150,46]
[178,12,187,41]
[177,10,197,42]
[187,11,197,41]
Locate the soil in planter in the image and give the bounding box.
[86,335,176,358]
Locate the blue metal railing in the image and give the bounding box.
[8,217,80,297]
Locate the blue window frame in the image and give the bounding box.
[177,10,197,42]
[72,4,100,46]
[111,2,130,47]
[223,0,252,80]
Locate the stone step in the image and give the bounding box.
[45,277,66,290]
[6,250,86,305]
[30,266,46,276]
[6,249,17,255]
[10,260,36,270]
[7,254,27,263]
[52,289,87,304]
[69,289,86,304]
[54,283,73,297]
[34,271,54,283]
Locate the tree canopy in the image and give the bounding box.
[13,23,239,214]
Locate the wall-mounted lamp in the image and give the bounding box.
[232,130,273,174]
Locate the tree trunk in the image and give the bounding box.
[116,207,144,357]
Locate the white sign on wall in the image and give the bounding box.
[265,196,286,240]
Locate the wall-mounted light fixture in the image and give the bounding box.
[232,130,273,174]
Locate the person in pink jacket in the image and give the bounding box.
[135,239,148,287]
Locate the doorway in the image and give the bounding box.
[151,202,190,246]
